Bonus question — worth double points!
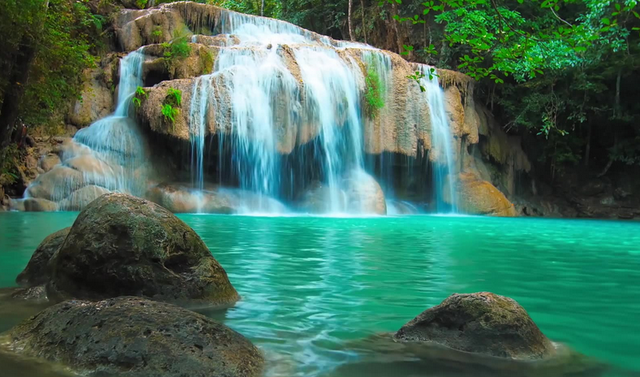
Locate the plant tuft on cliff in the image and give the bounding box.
[132,86,148,109]
[364,64,385,118]
[161,87,182,129]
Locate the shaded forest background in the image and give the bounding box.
[1,0,639,204]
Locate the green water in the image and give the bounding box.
[0,212,639,377]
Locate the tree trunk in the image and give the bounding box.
[361,0,366,44]
[614,68,621,118]
[0,0,48,149]
[0,36,37,149]
[261,0,265,16]
[348,0,354,41]
[584,122,591,166]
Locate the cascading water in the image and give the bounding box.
[69,50,148,196]
[419,66,457,213]
[20,5,465,215]
[187,10,371,214]
[23,50,148,209]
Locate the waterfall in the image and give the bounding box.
[419,66,457,213]
[70,50,148,197]
[20,5,468,215]
[186,9,370,214]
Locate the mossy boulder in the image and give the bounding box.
[394,292,555,359]
[16,227,71,287]
[47,193,239,305]
[2,297,264,377]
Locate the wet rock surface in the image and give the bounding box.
[1,297,264,377]
[394,292,554,359]
[46,193,239,305]
[16,227,70,287]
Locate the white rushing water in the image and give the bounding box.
[419,66,457,212]
[185,9,374,214]
[24,50,148,207]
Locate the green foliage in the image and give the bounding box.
[162,104,179,124]
[152,26,163,42]
[132,86,147,108]
[201,50,215,73]
[166,88,182,107]
[364,65,385,118]
[136,0,148,9]
[162,87,182,127]
[0,145,20,186]
[0,0,101,132]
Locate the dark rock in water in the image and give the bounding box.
[47,193,239,305]
[16,227,70,287]
[2,297,264,377]
[394,292,554,359]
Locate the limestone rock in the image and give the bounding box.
[448,173,517,217]
[299,170,386,214]
[38,153,61,173]
[47,193,239,305]
[394,292,555,359]
[16,227,71,287]
[25,166,85,202]
[58,185,111,211]
[69,67,114,128]
[3,297,264,377]
[146,183,287,214]
[23,198,58,212]
[343,169,387,214]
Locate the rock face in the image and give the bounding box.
[16,227,71,287]
[394,292,555,359]
[3,297,264,377]
[448,173,518,217]
[146,183,288,214]
[47,193,239,305]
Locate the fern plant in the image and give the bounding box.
[132,86,148,108]
[162,104,179,124]
[161,87,183,130]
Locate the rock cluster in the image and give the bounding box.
[4,193,261,377]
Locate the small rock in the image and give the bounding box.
[394,292,554,359]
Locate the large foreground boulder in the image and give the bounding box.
[1,297,264,377]
[46,193,239,305]
[394,292,554,359]
[16,227,71,287]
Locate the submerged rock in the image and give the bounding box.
[394,292,554,359]
[47,193,239,305]
[16,227,71,287]
[334,292,604,377]
[2,297,264,377]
